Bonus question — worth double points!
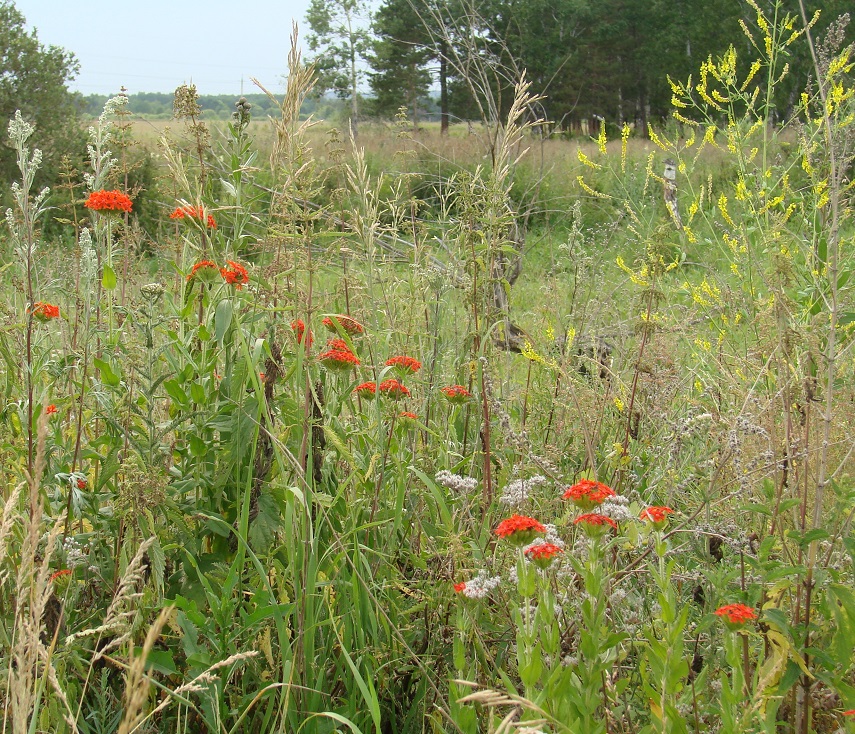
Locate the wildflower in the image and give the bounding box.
[354,381,376,400]
[220,260,248,289]
[326,338,352,353]
[499,475,547,507]
[441,385,471,404]
[434,470,478,492]
[843,710,855,716]
[187,260,220,284]
[563,479,616,510]
[30,301,60,322]
[573,513,618,538]
[46,404,58,415]
[378,379,410,400]
[259,372,266,382]
[639,506,674,530]
[170,205,216,228]
[319,349,360,371]
[291,319,313,347]
[323,314,364,336]
[385,355,421,374]
[76,477,86,490]
[524,542,564,569]
[398,411,418,427]
[84,189,133,213]
[454,571,502,599]
[714,603,757,628]
[495,514,546,546]
[49,569,72,583]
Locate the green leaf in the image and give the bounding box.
[102,264,117,290]
[214,298,233,345]
[93,357,120,387]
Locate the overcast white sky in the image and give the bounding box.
[16,0,314,96]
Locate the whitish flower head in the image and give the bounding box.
[599,499,634,522]
[499,474,546,507]
[435,470,478,493]
[7,110,34,145]
[459,570,501,599]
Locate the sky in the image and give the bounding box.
[16,0,314,96]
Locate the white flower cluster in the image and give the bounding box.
[459,570,501,599]
[63,536,88,568]
[499,474,546,507]
[599,494,634,522]
[435,470,477,493]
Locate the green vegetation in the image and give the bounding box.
[1,3,855,734]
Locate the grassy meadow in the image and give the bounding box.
[1,12,854,734]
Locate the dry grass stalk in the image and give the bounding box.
[66,536,155,661]
[117,605,173,734]
[0,484,22,582]
[7,407,77,733]
[454,681,552,734]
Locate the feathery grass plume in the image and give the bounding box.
[116,605,173,734]
[455,681,552,734]
[9,406,77,733]
[0,484,22,580]
[65,536,155,661]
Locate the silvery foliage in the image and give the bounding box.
[85,92,127,190]
[5,111,49,257]
[78,228,98,289]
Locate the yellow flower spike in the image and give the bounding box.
[577,175,611,199]
[621,123,630,172]
[597,123,607,154]
[577,149,602,170]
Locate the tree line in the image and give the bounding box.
[307,0,854,134]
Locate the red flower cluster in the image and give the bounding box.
[639,506,674,528]
[441,385,471,404]
[385,355,421,374]
[524,542,564,568]
[354,381,376,399]
[714,603,757,625]
[170,205,216,228]
[327,338,351,352]
[187,260,220,282]
[291,319,313,346]
[76,477,87,490]
[319,349,360,371]
[221,260,248,289]
[453,581,466,593]
[563,479,615,510]
[398,411,418,426]
[379,379,410,399]
[49,569,72,583]
[30,301,60,322]
[573,513,618,533]
[495,514,546,546]
[323,315,364,335]
[46,404,58,415]
[85,189,133,213]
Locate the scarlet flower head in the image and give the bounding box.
[385,355,421,374]
[45,404,58,415]
[319,349,360,371]
[170,205,216,228]
[441,385,472,405]
[573,513,618,539]
[563,479,616,510]
[524,542,564,569]
[291,319,313,347]
[453,581,466,593]
[843,710,855,716]
[495,514,546,546]
[187,260,220,284]
[323,314,364,336]
[378,378,410,400]
[85,189,133,213]
[714,603,757,628]
[30,301,60,322]
[326,338,352,353]
[398,411,418,427]
[221,260,248,289]
[354,381,377,400]
[76,477,87,490]
[49,569,72,583]
[639,506,674,530]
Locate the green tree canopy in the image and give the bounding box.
[0,0,81,185]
